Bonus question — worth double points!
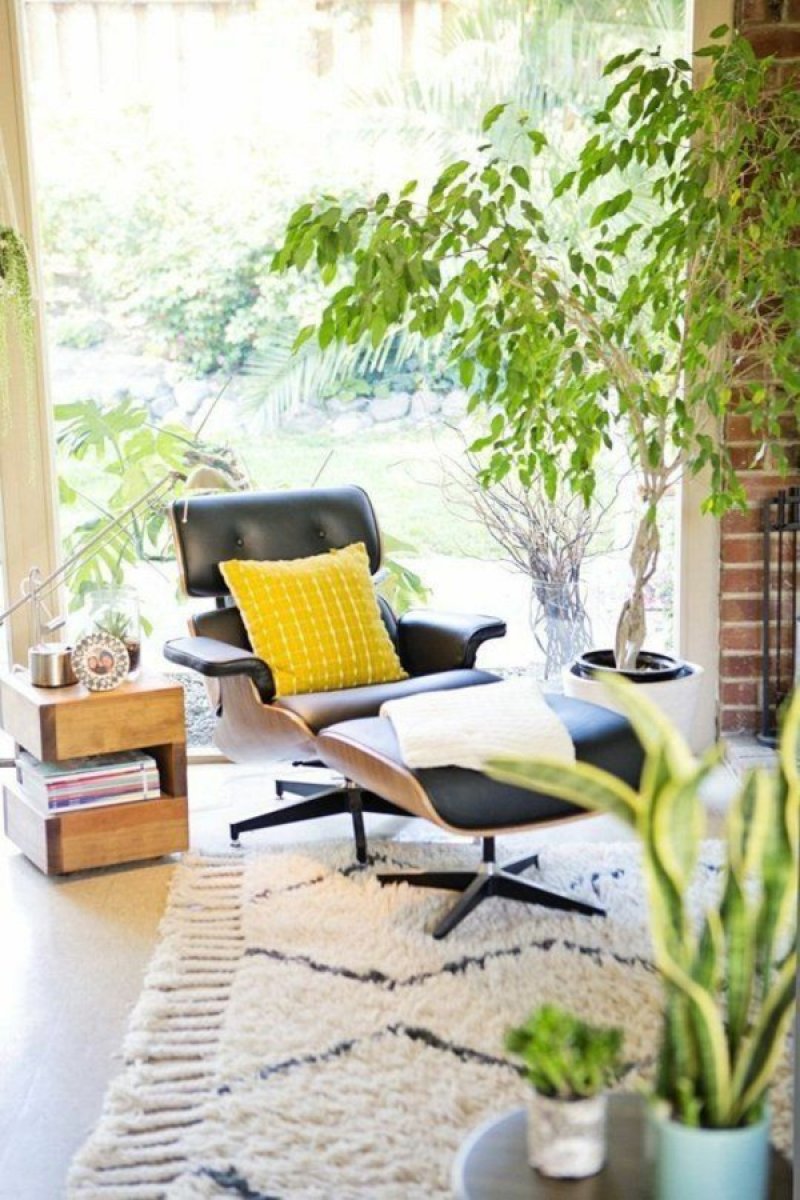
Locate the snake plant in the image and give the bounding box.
[487,680,798,1129]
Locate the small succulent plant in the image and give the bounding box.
[505,1004,624,1100]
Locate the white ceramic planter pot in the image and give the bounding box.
[526,1091,607,1178]
[563,657,704,749]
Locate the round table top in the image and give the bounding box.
[451,1094,792,1199]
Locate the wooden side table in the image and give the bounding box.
[452,1095,792,1199]
[1,670,189,874]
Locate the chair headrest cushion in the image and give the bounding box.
[171,486,382,597]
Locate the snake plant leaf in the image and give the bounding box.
[728,767,771,879]
[652,757,712,891]
[656,952,733,1126]
[730,952,797,1124]
[644,785,693,961]
[692,909,724,995]
[720,862,756,1060]
[777,686,800,794]
[756,771,797,1001]
[756,691,799,995]
[657,994,697,1114]
[485,755,640,828]
[721,769,775,1052]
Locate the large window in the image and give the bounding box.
[22,0,688,701]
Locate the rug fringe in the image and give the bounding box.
[67,857,245,1197]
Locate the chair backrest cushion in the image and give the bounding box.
[171,486,382,598]
[220,542,407,696]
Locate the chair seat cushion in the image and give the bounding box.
[319,694,643,831]
[276,668,499,733]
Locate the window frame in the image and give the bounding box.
[0,0,59,667]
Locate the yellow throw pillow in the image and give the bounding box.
[220,541,407,696]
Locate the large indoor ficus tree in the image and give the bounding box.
[273,30,800,669]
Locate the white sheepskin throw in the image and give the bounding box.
[380,676,575,770]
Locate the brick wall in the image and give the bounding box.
[719,5,800,734]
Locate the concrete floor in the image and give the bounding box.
[0,758,733,1200]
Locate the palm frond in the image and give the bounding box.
[243,325,443,431]
[347,0,686,172]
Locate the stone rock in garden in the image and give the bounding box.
[371,392,411,422]
[440,388,468,418]
[174,379,212,416]
[331,411,373,436]
[287,408,328,434]
[149,388,177,419]
[216,375,246,407]
[50,346,171,406]
[327,396,370,415]
[409,391,438,424]
[414,388,442,415]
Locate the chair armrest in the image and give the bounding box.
[164,636,275,703]
[396,610,506,674]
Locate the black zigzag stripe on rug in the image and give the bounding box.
[67,840,793,1200]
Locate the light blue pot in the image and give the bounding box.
[648,1106,770,1200]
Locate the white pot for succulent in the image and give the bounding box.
[526,1090,607,1178]
[563,650,704,750]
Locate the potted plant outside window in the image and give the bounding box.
[486,680,798,1200]
[0,221,34,418]
[505,1004,624,1179]
[272,31,800,736]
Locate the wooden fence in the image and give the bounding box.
[22,0,452,106]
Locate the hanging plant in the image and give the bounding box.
[0,223,35,423]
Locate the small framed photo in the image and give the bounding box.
[71,633,130,692]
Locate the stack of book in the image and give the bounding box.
[16,749,161,814]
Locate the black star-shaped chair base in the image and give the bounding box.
[378,837,605,938]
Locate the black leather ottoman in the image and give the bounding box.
[316,695,644,938]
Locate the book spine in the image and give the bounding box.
[20,762,156,792]
[32,778,159,806]
[19,765,159,799]
[23,784,162,814]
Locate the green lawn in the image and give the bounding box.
[229,426,501,559]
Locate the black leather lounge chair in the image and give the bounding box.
[163,485,506,859]
[316,697,644,937]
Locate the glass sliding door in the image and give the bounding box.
[21,0,689,741]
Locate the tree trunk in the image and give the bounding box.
[614,511,660,671]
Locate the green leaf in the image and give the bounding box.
[510,165,530,190]
[59,477,77,505]
[481,104,507,133]
[730,954,796,1121]
[292,324,316,353]
[553,171,577,200]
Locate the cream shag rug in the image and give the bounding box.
[67,839,794,1199]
